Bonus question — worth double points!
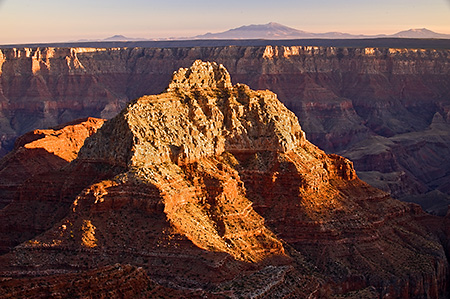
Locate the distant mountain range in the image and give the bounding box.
[91,23,450,42]
[194,22,450,40]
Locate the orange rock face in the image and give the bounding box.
[0,117,105,209]
[0,61,448,298]
[0,117,105,255]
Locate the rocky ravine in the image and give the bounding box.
[0,61,449,298]
[0,46,449,208]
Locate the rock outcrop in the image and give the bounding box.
[0,61,448,298]
[0,264,198,298]
[0,117,105,209]
[0,45,449,203]
[0,117,105,254]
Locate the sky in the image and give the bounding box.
[0,0,449,44]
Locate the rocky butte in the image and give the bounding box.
[1,60,450,298]
[0,45,449,212]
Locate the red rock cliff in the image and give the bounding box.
[0,117,105,254]
[0,46,448,201]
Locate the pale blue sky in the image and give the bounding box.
[0,0,449,44]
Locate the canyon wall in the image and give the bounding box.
[0,61,448,298]
[0,45,449,202]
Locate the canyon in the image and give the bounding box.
[0,44,449,208]
[1,60,450,298]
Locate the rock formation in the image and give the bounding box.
[0,117,104,209]
[341,116,450,202]
[0,45,449,205]
[0,264,193,298]
[0,61,448,298]
[0,117,105,253]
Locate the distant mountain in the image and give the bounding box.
[194,22,450,40]
[391,28,450,39]
[74,35,148,43]
[196,22,316,39]
[104,35,130,41]
[103,35,147,41]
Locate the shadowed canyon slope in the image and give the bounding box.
[0,117,105,209]
[0,45,449,206]
[1,61,449,298]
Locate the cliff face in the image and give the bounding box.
[0,117,104,209]
[0,46,449,201]
[0,264,199,298]
[0,61,448,298]
[0,117,105,253]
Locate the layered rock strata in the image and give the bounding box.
[0,264,195,298]
[0,118,105,253]
[0,46,449,202]
[0,61,448,298]
[0,117,104,209]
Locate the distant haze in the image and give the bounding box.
[0,0,449,44]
